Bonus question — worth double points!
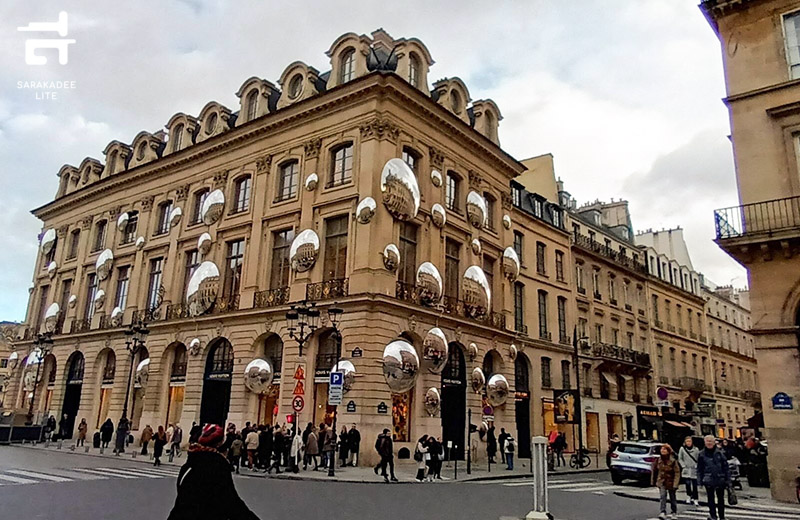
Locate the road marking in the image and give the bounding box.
[41,468,107,480]
[563,484,618,492]
[95,467,164,479]
[503,479,597,488]
[4,469,71,482]
[72,468,137,479]
[548,481,606,490]
[679,509,800,520]
[0,473,39,484]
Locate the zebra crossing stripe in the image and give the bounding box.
[95,467,164,479]
[679,509,800,520]
[0,473,39,484]
[143,468,181,477]
[503,478,591,487]
[4,469,71,482]
[72,468,137,479]
[563,485,618,492]
[548,481,606,489]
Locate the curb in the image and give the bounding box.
[613,490,795,516]
[8,443,184,469]
[464,468,607,482]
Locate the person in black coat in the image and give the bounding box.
[486,426,497,464]
[697,435,731,520]
[100,418,114,448]
[188,422,202,445]
[268,426,283,474]
[257,425,272,471]
[45,415,57,440]
[498,428,510,465]
[167,424,260,520]
[347,424,361,467]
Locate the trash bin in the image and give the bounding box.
[93,431,101,449]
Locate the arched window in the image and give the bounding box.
[288,74,303,99]
[264,335,283,381]
[171,344,187,381]
[67,353,85,383]
[103,351,116,383]
[450,89,462,114]
[233,175,251,213]
[340,48,355,83]
[172,123,184,152]
[408,52,421,88]
[316,330,339,377]
[485,111,496,142]
[246,89,259,121]
[205,112,218,135]
[482,352,495,382]
[207,339,234,376]
[136,141,147,161]
[107,152,118,175]
[515,355,529,393]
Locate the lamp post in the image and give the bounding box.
[26,332,54,426]
[122,319,149,422]
[286,301,320,357]
[326,303,343,477]
[572,327,588,467]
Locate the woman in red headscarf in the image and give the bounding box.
[167,424,260,520]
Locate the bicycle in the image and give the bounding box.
[569,448,591,469]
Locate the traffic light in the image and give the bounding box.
[286,414,294,424]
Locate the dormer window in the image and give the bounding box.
[205,112,218,135]
[340,48,355,83]
[136,142,147,161]
[450,90,462,114]
[246,90,259,121]
[288,74,303,99]
[172,124,184,152]
[107,152,117,174]
[408,53,420,88]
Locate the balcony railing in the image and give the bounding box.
[559,334,571,346]
[515,323,529,335]
[677,376,707,393]
[624,304,632,312]
[594,292,602,301]
[572,233,649,274]
[744,390,762,404]
[577,286,587,295]
[689,332,698,340]
[70,318,91,334]
[395,281,506,331]
[165,303,190,321]
[254,286,290,308]
[638,309,645,317]
[539,330,552,341]
[610,298,618,306]
[132,307,163,323]
[666,324,676,333]
[659,376,670,385]
[715,195,800,240]
[678,328,686,336]
[306,278,349,301]
[211,294,240,314]
[591,343,651,368]
[699,335,707,343]
[654,320,663,329]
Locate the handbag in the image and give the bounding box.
[727,486,738,506]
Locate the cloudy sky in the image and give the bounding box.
[0,0,746,322]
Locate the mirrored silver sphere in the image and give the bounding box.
[304,173,318,191]
[289,229,320,272]
[422,327,448,374]
[462,265,491,311]
[68,294,77,309]
[44,303,60,333]
[135,358,150,388]
[111,306,124,327]
[466,191,488,229]
[135,236,146,250]
[468,342,478,360]
[332,360,356,394]
[169,206,183,228]
[40,228,56,255]
[381,158,420,221]
[382,339,420,393]
[502,247,520,281]
[471,367,486,394]
[509,344,518,361]
[117,212,130,232]
[197,232,212,255]
[431,203,446,228]
[416,262,443,305]
[502,214,512,230]
[244,358,273,394]
[47,261,57,278]
[201,189,225,225]
[356,197,377,224]
[93,289,106,310]
[424,387,441,416]
[186,261,220,317]
[486,374,510,407]
[430,169,443,188]
[382,243,400,272]
[471,238,481,255]
[95,249,114,281]
[189,338,202,356]
[8,351,19,370]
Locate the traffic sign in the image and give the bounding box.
[293,380,305,395]
[329,371,344,406]
[292,395,305,412]
[330,371,344,386]
[656,387,669,400]
[293,365,305,380]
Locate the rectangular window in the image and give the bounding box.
[58,279,72,330]
[511,185,522,207]
[277,162,299,201]
[155,200,173,235]
[85,273,98,321]
[37,285,50,331]
[611,328,619,345]
[555,251,564,281]
[483,256,495,310]
[576,264,584,290]
[513,231,523,262]
[446,172,460,212]
[627,331,634,349]
[329,144,354,187]
[561,360,571,389]
[592,269,601,298]
[557,297,567,343]
[594,323,603,343]
[224,240,245,296]
[445,239,461,298]
[578,317,587,340]
[115,266,130,309]
[183,249,200,301]
[665,300,672,325]
[652,295,659,321]
[402,147,419,175]
[270,230,294,289]
[536,241,546,275]
[323,216,348,280]
[68,230,80,259]
[192,189,209,224]
[93,220,107,252]
[538,290,548,339]
[514,282,524,333]
[541,357,552,388]
[484,193,496,231]
[398,223,418,286]
[147,258,164,311]
[609,277,616,302]
[234,176,252,213]
[122,213,138,245]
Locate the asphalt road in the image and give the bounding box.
[0,445,769,520]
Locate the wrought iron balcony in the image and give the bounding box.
[254,286,290,308]
[654,320,663,329]
[559,334,571,346]
[211,294,240,314]
[132,307,163,323]
[70,318,91,334]
[666,324,676,333]
[591,343,651,368]
[677,376,707,392]
[715,195,800,240]
[539,330,552,341]
[395,281,506,331]
[165,303,190,321]
[743,390,762,404]
[306,278,349,301]
[572,232,649,274]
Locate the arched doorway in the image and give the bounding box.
[313,330,338,426]
[441,342,466,460]
[131,347,149,430]
[259,335,283,426]
[165,343,187,428]
[200,338,234,426]
[61,352,85,439]
[515,354,532,458]
[95,349,115,428]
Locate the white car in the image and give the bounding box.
[609,441,662,485]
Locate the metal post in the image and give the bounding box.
[328,327,342,477]
[466,408,472,474]
[573,328,585,462]
[526,436,551,520]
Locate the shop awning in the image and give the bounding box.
[602,372,617,385]
[620,374,633,382]
[665,420,691,428]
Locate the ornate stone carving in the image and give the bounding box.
[140,195,155,212]
[429,146,445,169]
[175,184,190,201]
[468,170,483,189]
[172,331,184,345]
[359,117,400,143]
[213,170,229,188]
[263,317,274,333]
[501,192,513,210]
[80,216,93,230]
[454,326,463,343]
[304,138,322,159]
[215,322,224,338]
[108,206,123,219]
[408,314,417,333]
[56,225,69,239]
[256,155,272,174]
[104,338,111,348]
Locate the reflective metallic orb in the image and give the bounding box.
[186,261,220,317]
[486,374,510,407]
[424,387,441,416]
[44,303,60,333]
[502,214,512,230]
[289,229,320,272]
[356,197,377,224]
[416,262,443,305]
[111,306,124,327]
[471,367,486,394]
[95,249,114,281]
[509,344,518,361]
[68,294,77,309]
[244,358,273,394]
[468,342,478,360]
[197,232,212,255]
[332,360,356,394]
[135,236,146,250]
[188,338,201,356]
[304,173,318,191]
[430,169,443,188]
[431,203,446,228]
[382,339,420,393]
[462,265,491,310]
[8,351,19,370]
[471,238,481,255]
[135,358,150,388]
[422,327,448,374]
[47,261,57,278]
[381,158,420,221]
[117,212,130,232]
[479,421,488,436]
[201,189,225,225]
[40,228,56,255]
[502,247,520,281]
[169,207,183,228]
[382,243,400,272]
[94,289,106,310]
[466,191,488,229]
[23,352,43,391]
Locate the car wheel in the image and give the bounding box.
[611,471,623,485]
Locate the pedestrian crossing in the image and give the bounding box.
[645,507,800,520]
[0,465,180,487]
[473,477,622,495]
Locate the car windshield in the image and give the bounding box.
[617,444,651,455]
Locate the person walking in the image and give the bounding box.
[678,436,700,506]
[374,428,398,482]
[245,427,259,470]
[504,435,517,470]
[76,418,88,447]
[426,436,441,482]
[553,432,567,468]
[414,434,429,482]
[498,428,509,465]
[58,413,69,439]
[304,425,319,470]
[140,424,154,456]
[317,424,327,469]
[301,423,313,469]
[100,418,114,448]
[651,444,681,520]
[486,425,497,464]
[322,424,337,472]
[114,416,129,454]
[698,434,731,520]
[167,424,260,520]
[230,434,243,474]
[45,415,57,441]
[153,425,168,467]
[166,423,174,446]
[290,429,303,473]
[434,436,445,479]
[338,426,350,468]
[267,426,283,474]
[171,424,183,458]
[607,433,621,468]
[347,424,361,467]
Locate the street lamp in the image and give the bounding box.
[26,332,54,426]
[286,301,320,357]
[122,319,149,422]
[572,328,590,468]
[326,302,343,477]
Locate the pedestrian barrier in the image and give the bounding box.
[526,436,552,520]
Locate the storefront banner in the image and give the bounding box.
[553,389,578,424]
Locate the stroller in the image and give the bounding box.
[729,457,743,490]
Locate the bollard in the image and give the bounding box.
[85,445,90,453]
[57,439,63,450]
[45,439,50,448]
[132,451,137,458]
[69,444,75,451]
[99,446,104,455]
[525,436,552,520]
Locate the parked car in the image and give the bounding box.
[609,441,662,485]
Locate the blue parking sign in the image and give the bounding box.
[330,371,344,386]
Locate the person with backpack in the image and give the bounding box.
[414,434,429,482]
[678,436,700,506]
[230,433,243,474]
[698,435,731,520]
[651,444,681,520]
[498,428,510,465]
[373,428,397,482]
[504,435,517,470]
